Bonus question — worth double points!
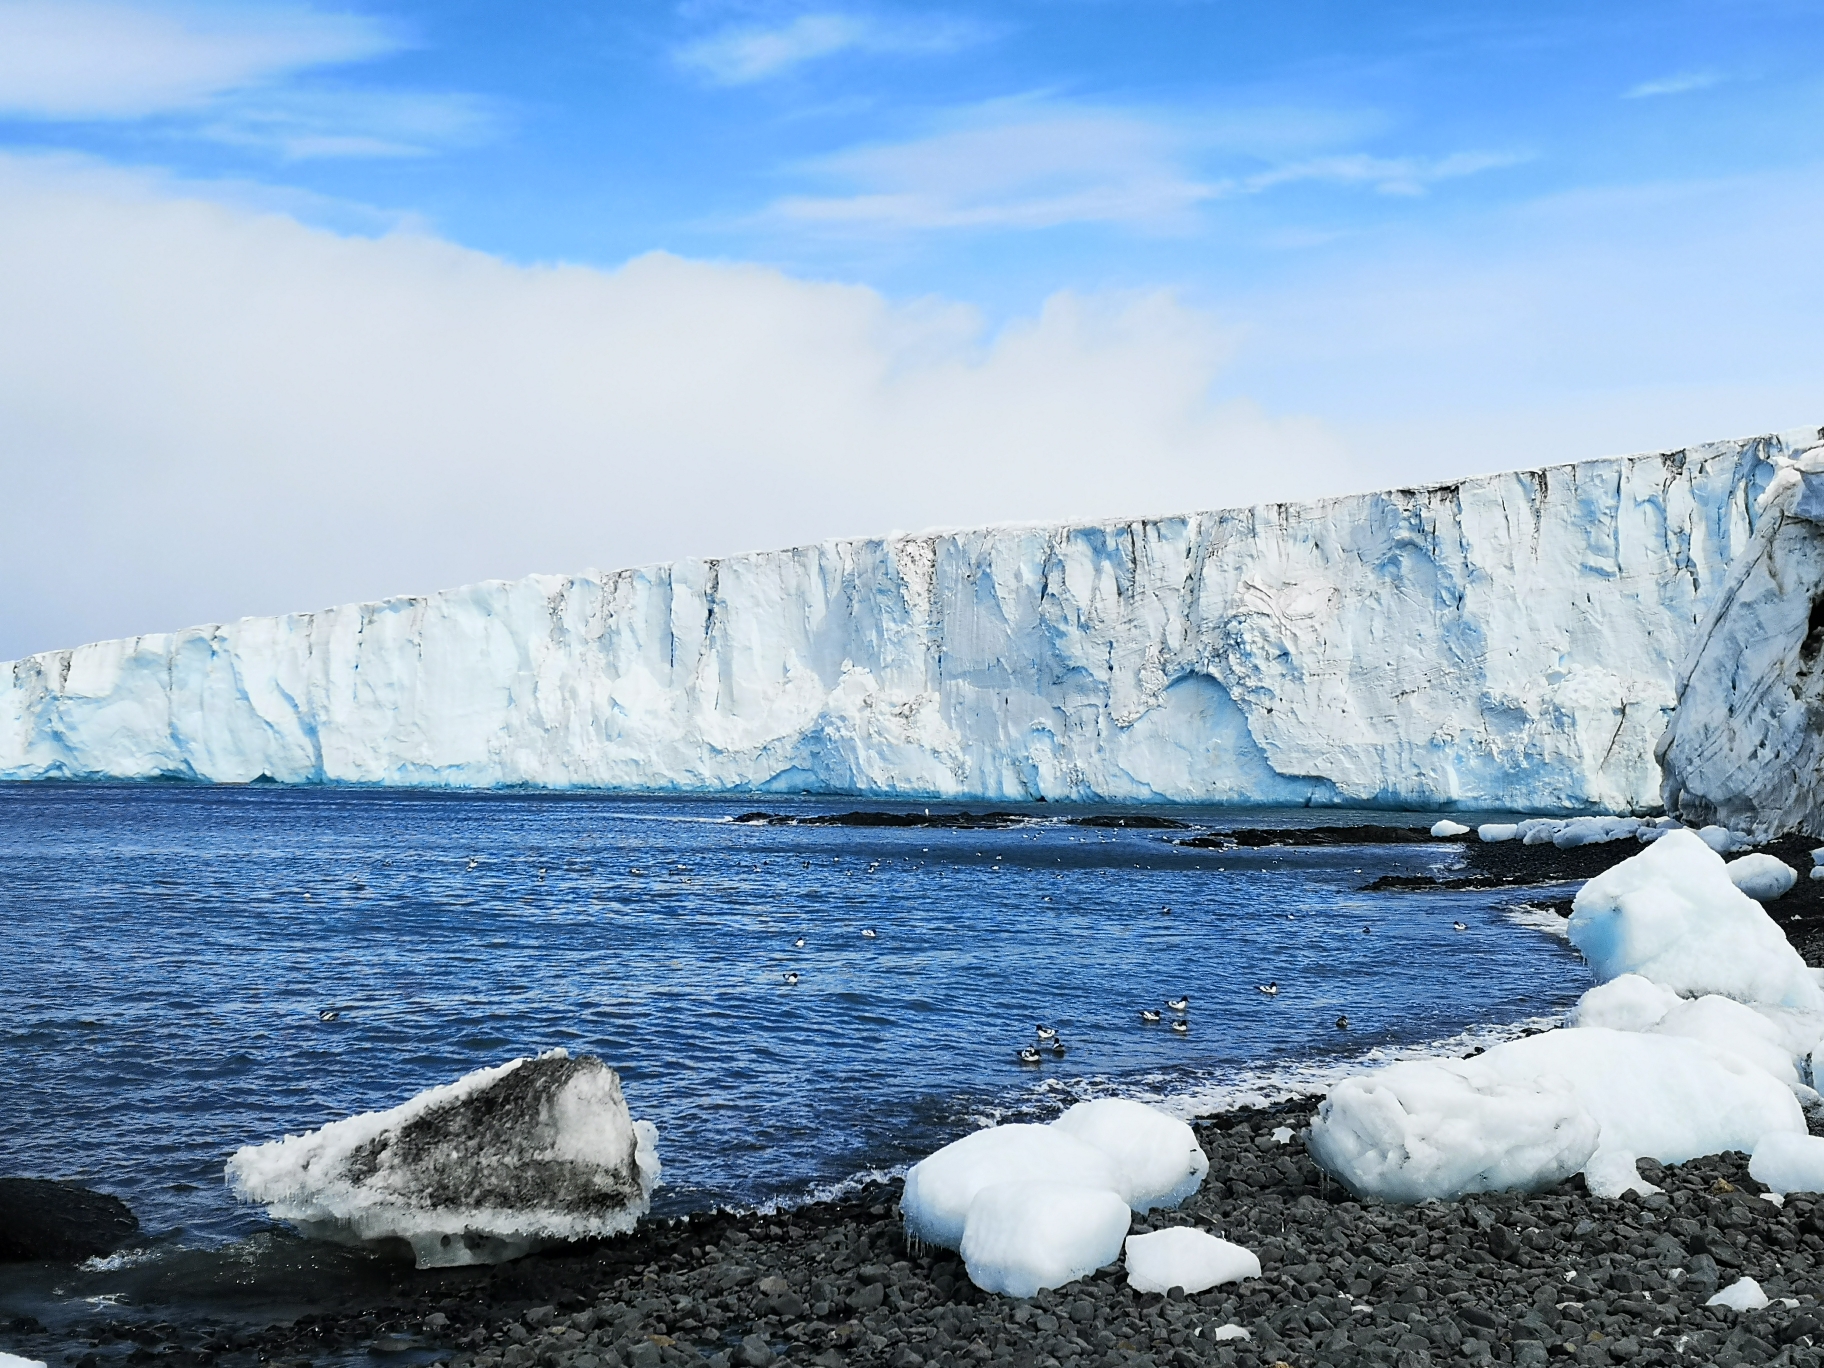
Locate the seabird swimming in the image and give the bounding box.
[1035,1025,1057,1041]
[1140,1008,1162,1023]
[1169,1019,1190,1035]
[1256,982,1279,996]
[1047,1038,1066,1055]
[794,936,806,948]
[1166,996,1189,1012]
[784,972,799,985]
[861,928,878,938]
[1452,921,1468,932]
[1335,1014,1350,1030]
[319,1009,340,1022]
[1017,1046,1043,1065]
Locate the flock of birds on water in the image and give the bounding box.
[310,840,1480,1038]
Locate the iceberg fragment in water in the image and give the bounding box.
[225,1050,660,1268]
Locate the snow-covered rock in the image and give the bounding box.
[956,1182,1131,1298]
[1051,1099,1209,1211]
[225,1050,659,1268]
[1727,854,1799,902]
[1709,1277,1772,1312]
[899,1125,1123,1251]
[1567,830,1824,1010]
[1750,1133,1824,1195]
[1306,1059,1599,1203]
[1123,1228,1261,1294]
[0,431,1801,806]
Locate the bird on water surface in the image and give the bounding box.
[784,972,799,985]
[1166,996,1189,1012]
[794,936,806,948]
[1336,1014,1350,1030]
[1035,1025,1057,1041]
[1169,1019,1190,1035]
[861,928,878,939]
[1017,1045,1043,1065]
[1139,1008,1162,1023]
[1452,921,1468,932]
[319,1009,340,1022]
[1256,982,1278,996]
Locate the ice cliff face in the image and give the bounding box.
[1,430,1810,808]
[1660,432,1824,838]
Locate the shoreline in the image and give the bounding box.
[10,1096,1824,1368]
[10,822,1824,1367]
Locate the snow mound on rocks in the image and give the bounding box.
[1750,1133,1824,1195]
[1727,853,1799,902]
[900,1125,1123,1251]
[956,1182,1132,1299]
[1123,1228,1261,1294]
[225,1050,660,1268]
[1709,1277,1771,1311]
[1051,1099,1210,1211]
[1306,1060,1599,1203]
[1309,1026,1804,1202]
[1568,829,1823,1009]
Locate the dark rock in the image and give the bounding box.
[0,1177,139,1262]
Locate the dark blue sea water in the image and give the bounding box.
[0,783,1589,1250]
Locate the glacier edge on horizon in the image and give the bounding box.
[4,427,1816,810]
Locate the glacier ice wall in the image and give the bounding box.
[2,429,1810,808]
[1660,432,1824,838]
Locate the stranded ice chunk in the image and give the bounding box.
[225,1050,660,1268]
[956,1181,1131,1298]
[1568,829,1824,1010]
[900,1125,1123,1250]
[1306,1060,1599,1203]
[1051,1099,1209,1210]
[1467,1028,1804,1197]
[1709,1277,1772,1312]
[1751,1133,1824,1195]
[1727,854,1798,902]
[1430,820,1471,838]
[1123,1228,1261,1294]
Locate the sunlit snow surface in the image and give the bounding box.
[0,784,1589,1244]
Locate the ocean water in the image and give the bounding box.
[0,783,1590,1248]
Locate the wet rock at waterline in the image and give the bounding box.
[226,1050,660,1268]
[0,1177,139,1263]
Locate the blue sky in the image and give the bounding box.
[1,0,1822,657]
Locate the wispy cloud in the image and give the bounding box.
[767,102,1524,235]
[198,88,499,160]
[1624,70,1723,99]
[0,0,396,119]
[676,9,991,85]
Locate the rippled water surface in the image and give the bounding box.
[1,783,1590,1244]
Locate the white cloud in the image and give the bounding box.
[1625,71,1723,99]
[0,0,395,119]
[676,10,988,85]
[769,102,1522,233]
[0,153,1352,660]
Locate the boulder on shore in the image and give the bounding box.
[226,1050,660,1268]
[0,1178,139,1263]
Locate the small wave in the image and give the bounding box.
[78,1248,160,1273]
[1503,903,1572,939]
